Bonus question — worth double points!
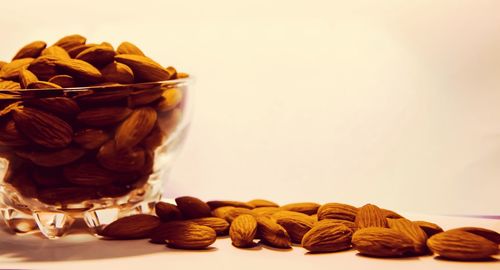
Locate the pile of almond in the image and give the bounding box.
[0,35,187,204]
[99,196,500,262]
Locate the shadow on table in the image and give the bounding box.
[0,220,215,262]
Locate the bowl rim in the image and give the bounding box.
[0,77,192,93]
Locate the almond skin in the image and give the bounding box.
[256,216,291,248]
[54,58,102,83]
[53,34,86,51]
[41,45,70,59]
[302,223,353,253]
[280,202,320,215]
[150,221,217,249]
[448,227,500,245]
[315,219,357,232]
[77,107,132,126]
[273,211,315,243]
[115,54,171,82]
[230,214,257,247]
[155,201,183,222]
[114,107,157,151]
[73,129,110,150]
[190,217,230,236]
[0,58,34,80]
[387,218,428,255]
[352,227,414,257]
[99,214,160,239]
[76,45,116,67]
[12,106,72,148]
[355,204,388,229]
[24,97,79,117]
[427,230,499,261]
[117,41,145,56]
[13,41,46,60]
[175,196,212,219]
[101,62,134,84]
[317,202,358,221]
[413,220,444,238]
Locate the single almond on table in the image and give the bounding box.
[99,214,160,239]
[273,211,315,244]
[355,204,388,229]
[230,214,257,248]
[256,216,291,248]
[302,223,353,253]
[190,217,230,236]
[448,227,500,245]
[352,227,414,257]
[155,201,183,222]
[387,218,428,255]
[427,230,498,261]
[150,221,216,249]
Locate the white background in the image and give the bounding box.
[1,0,500,215]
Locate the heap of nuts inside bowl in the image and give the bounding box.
[99,196,500,262]
[0,34,187,204]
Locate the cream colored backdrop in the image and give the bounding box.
[1,0,499,215]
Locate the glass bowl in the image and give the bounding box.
[0,78,192,238]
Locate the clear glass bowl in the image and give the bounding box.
[0,78,192,238]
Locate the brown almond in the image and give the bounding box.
[273,211,315,243]
[73,128,110,150]
[19,68,38,88]
[63,162,116,186]
[449,227,500,244]
[190,217,230,236]
[97,140,145,172]
[76,45,116,67]
[55,58,102,83]
[156,87,183,112]
[352,227,415,257]
[129,87,164,107]
[13,41,46,60]
[175,196,212,219]
[114,107,157,151]
[382,208,404,219]
[41,45,70,59]
[54,34,86,51]
[101,62,134,84]
[251,207,282,217]
[117,41,145,56]
[157,108,182,135]
[256,216,291,248]
[0,58,34,80]
[151,222,216,249]
[427,230,499,261]
[248,199,279,208]
[0,80,21,90]
[12,106,72,148]
[211,206,236,219]
[115,54,171,82]
[230,214,257,247]
[16,147,85,167]
[387,218,428,255]
[48,75,75,88]
[99,214,160,239]
[141,126,165,150]
[280,202,320,215]
[38,186,96,204]
[67,44,97,58]
[413,220,444,238]
[218,207,253,223]
[24,97,79,117]
[155,201,183,222]
[207,200,254,210]
[0,61,6,69]
[73,88,131,106]
[165,66,177,79]
[355,204,388,229]
[316,219,357,232]
[77,107,132,126]
[27,55,58,80]
[317,202,358,221]
[302,223,352,253]
[0,119,29,146]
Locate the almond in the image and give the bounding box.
[0,120,29,146]
[449,227,500,244]
[0,58,34,80]
[317,203,358,221]
[413,220,444,238]
[352,227,414,257]
[27,55,58,80]
[48,75,75,88]
[97,140,146,172]
[315,219,357,232]
[190,217,230,236]
[207,200,255,210]
[427,230,498,260]
[73,88,131,106]
[355,204,388,229]
[0,80,21,90]
[155,201,183,222]
[302,223,352,253]
[247,199,279,208]
[101,62,134,84]
[256,216,291,248]
[387,218,428,255]
[129,87,164,107]
[53,34,86,51]
[41,45,70,59]
[273,211,315,243]
[251,207,282,217]
[63,162,116,186]
[175,196,212,219]
[216,207,253,223]
[54,58,102,83]
[230,214,257,247]
[77,107,132,126]
[67,44,96,58]
[16,147,85,167]
[13,41,46,60]
[152,222,216,249]
[18,68,38,88]
[76,45,116,67]
[73,129,110,150]
[99,214,160,239]
[115,54,171,82]
[156,87,183,112]
[280,202,320,215]
[117,41,145,56]
[114,107,157,151]
[12,106,72,148]
[24,97,79,117]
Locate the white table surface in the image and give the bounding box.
[0,212,498,270]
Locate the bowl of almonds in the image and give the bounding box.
[0,34,191,238]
